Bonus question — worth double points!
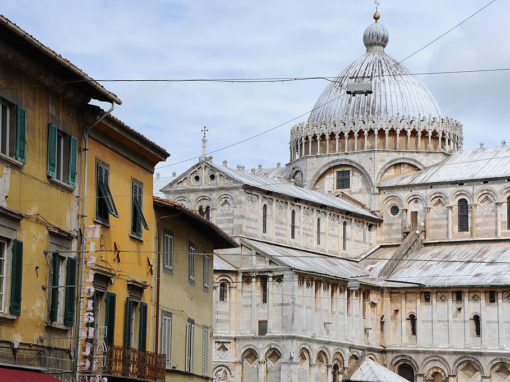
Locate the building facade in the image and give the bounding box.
[162,11,510,382]
[152,197,237,381]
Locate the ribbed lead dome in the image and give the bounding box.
[308,18,441,124]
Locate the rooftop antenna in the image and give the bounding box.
[200,126,209,161]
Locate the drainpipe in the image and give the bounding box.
[155,208,182,353]
[75,103,115,379]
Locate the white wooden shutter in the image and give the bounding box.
[163,233,173,270]
[202,327,209,375]
[161,313,172,369]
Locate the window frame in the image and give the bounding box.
[0,240,7,313]
[161,311,172,369]
[258,320,268,336]
[261,276,268,304]
[458,198,469,232]
[163,231,174,272]
[262,204,267,234]
[290,210,296,239]
[96,162,119,224]
[189,242,196,284]
[185,319,195,372]
[342,221,347,251]
[316,217,321,245]
[203,254,210,291]
[0,99,25,164]
[218,282,228,302]
[131,180,148,238]
[336,170,350,189]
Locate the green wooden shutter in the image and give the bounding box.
[105,292,116,346]
[138,302,148,351]
[16,106,26,163]
[49,254,60,322]
[63,257,77,327]
[68,136,78,187]
[9,240,23,316]
[123,297,133,348]
[47,123,57,178]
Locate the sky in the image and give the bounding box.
[3,0,510,179]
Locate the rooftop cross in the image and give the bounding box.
[201,126,209,160]
[201,126,209,138]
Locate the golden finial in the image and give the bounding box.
[373,11,380,22]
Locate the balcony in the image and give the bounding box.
[104,345,165,381]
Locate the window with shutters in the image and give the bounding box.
[47,123,77,187]
[186,319,195,372]
[202,327,209,376]
[138,302,148,350]
[10,239,23,316]
[163,232,174,272]
[0,241,6,312]
[189,242,196,284]
[161,311,172,369]
[105,292,116,346]
[123,297,140,348]
[203,255,210,291]
[336,170,350,189]
[96,162,119,224]
[458,198,469,232]
[131,180,148,238]
[0,100,26,164]
[47,254,77,326]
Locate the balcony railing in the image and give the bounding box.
[104,345,165,381]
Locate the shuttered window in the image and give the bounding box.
[131,180,148,237]
[203,255,209,290]
[336,170,350,189]
[105,292,116,345]
[10,239,23,316]
[47,123,77,187]
[202,327,209,376]
[64,257,77,327]
[138,302,148,351]
[96,163,119,223]
[458,198,469,232]
[163,232,174,271]
[0,101,25,163]
[189,243,195,283]
[185,319,195,372]
[161,312,172,369]
[0,241,6,312]
[123,297,133,348]
[49,253,61,322]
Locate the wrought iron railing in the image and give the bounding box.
[104,345,165,381]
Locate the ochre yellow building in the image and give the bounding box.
[79,114,168,381]
[152,197,237,382]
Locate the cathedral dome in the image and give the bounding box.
[307,16,442,124]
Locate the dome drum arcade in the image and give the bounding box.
[289,12,462,162]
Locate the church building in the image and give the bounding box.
[161,10,510,382]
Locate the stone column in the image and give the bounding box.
[400,293,405,344]
[326,136,330,154]
[396,129,400,150]
[425,207,431,240]
[301,137,305,158]
[374,128,379,149]
[363,130,368,150]
[290,142,294,162]
[251,275,257,334]
[385,130,389,150]
[447,205,453,240]
[335,133,339,153]
[317,135,321,155]
[327,365,332,382]
[344,133,348,152]
[470,204,477,238]
[354,131,359,152]
[480,291,486,348]
[496,201,502,237]
[428,131,432,150]
[258,360,265,382]
[308,136,312,156]
[498,291,503,349]
[418,131,422,150]
[438,131,443,151]
[407,130,411,150]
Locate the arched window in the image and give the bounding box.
[291,210,296,239]
[317,218,321,245]
[219,282,228,302]
[342,221,347,250]
[507,196,510,229]
[473,314,481,336]
[408,314,417,336]
[205,206,210,220]
[199,206,204,217]
[397,363,415,382]
[458,198,469,232]
[262,204,267,234]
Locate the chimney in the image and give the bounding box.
[222,160,228,167]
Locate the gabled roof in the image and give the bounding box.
[0,14,121,104]
[347,358,408,382]
[165,161,379,221]
[241,238,369,279]
[153,197,238,249]
[380,146,510,187]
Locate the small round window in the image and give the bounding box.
[209,173,216,181]
[390,205,400,216]
[193,174,200,182]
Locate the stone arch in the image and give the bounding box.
[498,186,510,200]
[265,347,282,382]
[406,193,426,208]
[309,158,375,193]
[216,193,236,214]
[213,365,233,382]
[366,352,378,362]
[453,356,485,376]
[174,196,191,209]
[298,347,312,382]
[489,361,510,382]
[450,189,473,205]
[422,355,451,376]
[261,342,284,358]
[377,157,424,185]
[392,355,419,381]
[488,359,510,374]
[348,352,361,370]
[380,194,405,211]
[315,346,331,363]
[194,195,214,219]
[332,351,345,368]
[241,347,260,382]
[315,350,329,382]
[455,358,483,382]
[239,344,260,360]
